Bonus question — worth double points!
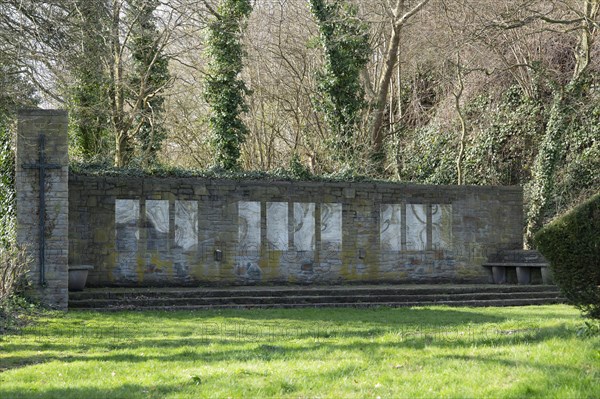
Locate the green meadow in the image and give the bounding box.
[1,305,598,398]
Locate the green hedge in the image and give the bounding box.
[535,192,600,319]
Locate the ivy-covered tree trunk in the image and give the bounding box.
[127,0,170,166]
[204,0,252,171]
[309,0,370,169]
[70,0,111,159]
[526,91,567,246]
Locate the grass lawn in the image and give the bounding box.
[0,304,598,398]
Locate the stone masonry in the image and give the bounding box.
[16,109,69,309]
[14,110,525,304]
[69,176,523,287]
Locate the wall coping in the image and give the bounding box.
[69,172,522,193]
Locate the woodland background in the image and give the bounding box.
[0,0,599,245]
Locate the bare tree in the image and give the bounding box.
[369,0,431,169]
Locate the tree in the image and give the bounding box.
[70,0,112,158]
[0,0,178,166]
[309,0,370,168]
[110,0,178,167]
[369,0,431,171]
[128,0,171,165]
[203,0,253,170]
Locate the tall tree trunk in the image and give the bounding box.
[453,53,467,185]
[370,0,430,172]
[111,0,129,167]
[572,0,599,82]
[371,22,401,163]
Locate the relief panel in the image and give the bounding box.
[175,200,198,252]
[238,201,261,252]
[294,203,315,251]
[406,203,427,251]
[321,203,342,251]
[267,202,288,250]
[380,204,402,251]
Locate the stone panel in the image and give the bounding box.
[145,200,169,251]
[380,204,402,251]
[267,202,288,250]
[294,203,315,251]
[406,204,427,251]
[321,203,342,251]
[238,201,261,252]
[432,204,452,250]
[115,199,139,282]
[175,200,198,252]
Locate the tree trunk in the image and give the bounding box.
[454,54,467,185]
[371,23,401,162]
[111,0,128,167]
[572,0,599,82]
[370,0,430,172]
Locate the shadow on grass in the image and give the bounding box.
[0,383,184,399]
[0,323,577,372]
[66,306,510,327]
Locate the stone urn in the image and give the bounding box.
[68,265,94,291]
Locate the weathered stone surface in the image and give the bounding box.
[17,109,69,309]
[68,174,523,287]
[293,203,315,251]
[267,202,288,250]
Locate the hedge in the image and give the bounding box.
[535,192,600,319]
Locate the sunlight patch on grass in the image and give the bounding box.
[0,305,598,398]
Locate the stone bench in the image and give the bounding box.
[482,262,552,285]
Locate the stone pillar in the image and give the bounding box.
[16,109,69,309]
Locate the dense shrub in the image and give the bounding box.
[0,244,30,302]
[535,193,600,319]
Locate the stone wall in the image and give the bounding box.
[16,110,69,308]
[69,175,523,286]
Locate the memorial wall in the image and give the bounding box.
[69,175,523,286]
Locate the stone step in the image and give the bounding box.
[69,285,564,310]
[72,297,566,312]
[71,284,560,300]
[71,291,558,303]
[69,291,562,307]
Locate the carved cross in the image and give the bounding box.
[22,134,61,286]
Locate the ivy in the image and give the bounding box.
[128,0,170,165]
[69,1,111,160]
[525,75,596,245]
[309,0,370,167]
[0,63,37,249]
[70,159,392,184]
[0,115,15,249]
[203,0,253,171]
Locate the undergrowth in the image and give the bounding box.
[70,160,394,183]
